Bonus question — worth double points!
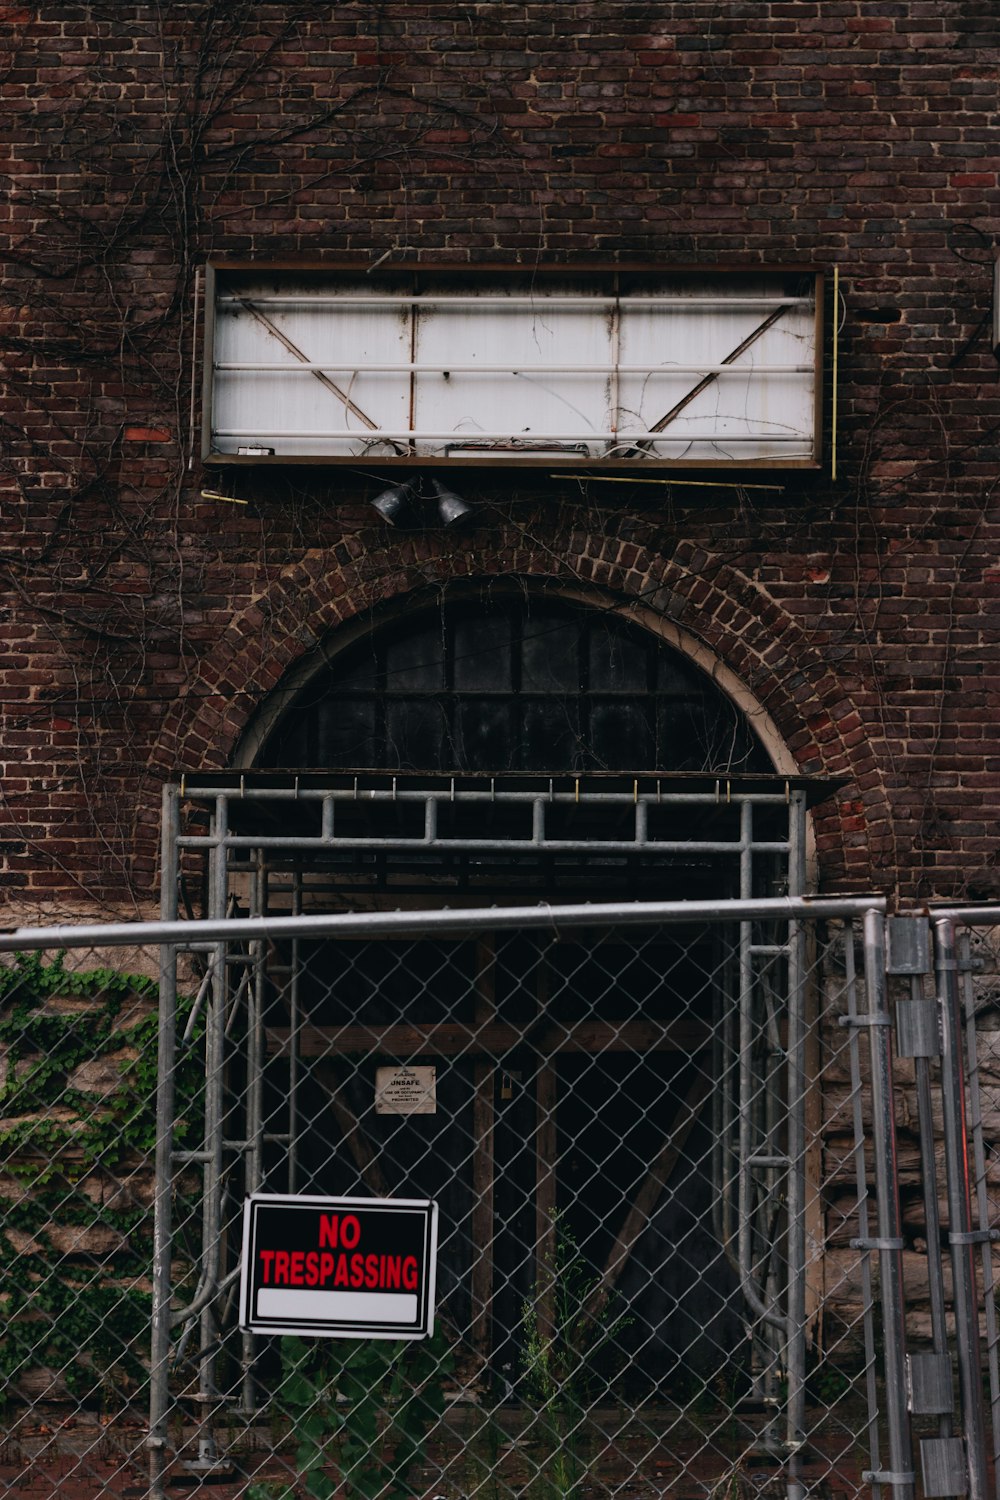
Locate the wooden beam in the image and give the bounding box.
[311,1063,391,1198]
[572,1066,712,1349]
[266,1016,710,1059]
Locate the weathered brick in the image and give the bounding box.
[0,3,995,906]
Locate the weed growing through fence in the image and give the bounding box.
[461,1403,507,1500]
[249,1330,453,1500]
[520,1213,632,1500]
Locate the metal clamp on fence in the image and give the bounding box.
[851,1238,906,1252]
[948,1229,1000,1246]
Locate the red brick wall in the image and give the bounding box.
[1,2,999,909]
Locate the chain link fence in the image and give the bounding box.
[1,899,998,1500]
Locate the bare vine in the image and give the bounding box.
[0,2,533,912]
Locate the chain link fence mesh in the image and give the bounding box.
[1,904,995,1500]
[0,945,162,1495]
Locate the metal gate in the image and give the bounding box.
[3,891,1000,1499]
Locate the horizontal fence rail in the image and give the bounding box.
[0,895,887,952]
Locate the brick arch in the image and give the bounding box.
[147,519,890,891]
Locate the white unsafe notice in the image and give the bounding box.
[375,1064,437,1114]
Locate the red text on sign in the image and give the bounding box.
[257,1250,419,1291]
[317,1214,361,1250]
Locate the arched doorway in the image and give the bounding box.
[162,587,826,1406]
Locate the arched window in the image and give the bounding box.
[257,595,772,775]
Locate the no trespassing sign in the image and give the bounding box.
[238,1194,438,1340]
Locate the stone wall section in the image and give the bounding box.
[820,921,1000,1356]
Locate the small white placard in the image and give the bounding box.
[375,1065,437,1115]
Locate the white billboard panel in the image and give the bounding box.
[205,267,823,469]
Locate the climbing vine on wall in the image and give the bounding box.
[0,1,529,908]
[0,954,200,1407]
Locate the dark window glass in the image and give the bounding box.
[263,716,307,766]
[335,654,376,692]
[588,623,648,693]
[258,596,772,775]
[659,698,757,773]
[385,699,446,769]
[521,616,578,693]
[454,614,512,691]
[521,698,581,771]
[589,700,654,770]
[658,657,698,693]
[385,632,443,691]
[456,699,513,770]
[316,697,378,766]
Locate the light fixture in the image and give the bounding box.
[370,478,476,528]
[370,481,420,527]
[431,479,474,527]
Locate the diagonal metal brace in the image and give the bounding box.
[238,299,383,433]
[622,303,792,456]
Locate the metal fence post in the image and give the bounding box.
[149,938,179,1500]
[957,924,1000,1482]
[841,921,886,1496]
[933,916,990,1500]
[149,785,181,1500]
[861,908,915,1500]
[785,911,807,1500]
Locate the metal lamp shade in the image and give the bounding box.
[370,482,419,526]
[431,479,473,527]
